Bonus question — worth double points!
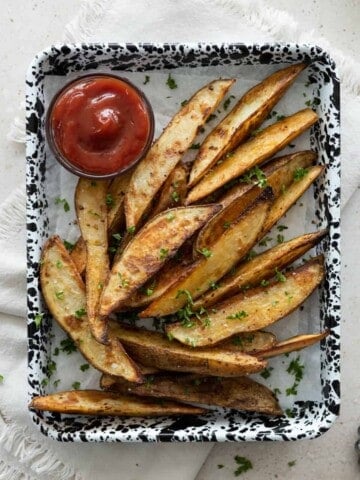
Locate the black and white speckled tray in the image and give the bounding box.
[26,43,340,442]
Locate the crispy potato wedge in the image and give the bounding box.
[125,79,234,229]
[193,230,327,309]
[150,163,188,218]
[107,168,134,236]
[109,323,267,377]
[99,205,220,316]
[219,150,317,209]
[262,165,324,234]
[140,189,273,318]
[29,390,206,416]
[70,236,87,277]
[186,108,318,204]
[218,331,277,354]
[40,236,143,382]
[101,374,282,415]
[188,63,306,188]
[166,256,325,346]
[258,331,329,359]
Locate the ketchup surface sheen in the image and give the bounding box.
[50,76,151,175]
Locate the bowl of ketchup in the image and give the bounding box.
[46,74,154,179]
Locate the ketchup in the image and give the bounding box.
[49,75,153,176]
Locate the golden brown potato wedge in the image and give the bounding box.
[125,79,235,229]
[150,163,188,218]
[40,236,143,382]
[101,374,282,415]
[109,323,267,377]
[261,165,324,234]
[70,236,87,277]
[218,331,277,354]
[186,108,318,204]
[188,63,306,188]
[29,390,206,416]
[75,178,109,343]
[140,189,273,318]
[257,331,329,359]
[219,150,317,209]
[193,230,327,309]
[166,256,325,346]
[99,205,220,316]
[107,168,134,236]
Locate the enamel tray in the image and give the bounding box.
[26,43,340,442]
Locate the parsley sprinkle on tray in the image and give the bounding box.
[234,456,253,476]
[166,73,177,89]
[55,197,70,212]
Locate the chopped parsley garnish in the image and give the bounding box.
[41,378,48,387]
[240,166,267,188]
[46,360,57,378]
[166,331,174,341]
[72,381,81,390]
[56,260,63,269]
[145,375,155,388]
[288,460,296,467]
[245,250,257,261]
[127,226,136,235]
[286,384,298,396]
[34,312,44,329]
[197,247,213,258]
[166,212,175,222]
[226,310,248,320]
[250,127,263,137]
[206,113,217,123]
[80,363,90,372]
[143,75,150,85]
[171,190,180,202]
[285,408,294,417]
[273,387,282,396]
[260,279,270,287]
[277,224,288,232]
[223,221,231,229]
[189,143,200,150]
[175,290,206,329]
[75,308,86,318]
[287,356,304,383]
[223,97,234,110]
[166,73,177,89]
[159,248,169,260]
[106,193,114,207]
[118,273,130,288]
[181,99,188,107]
[55,197,70,212]
[97,282,103,290]
[53,379,61,388]
[234,456,253,476]
[275,268,286,283]
[293,167,309,182]
[53,347,59,356]
[260,366,273,379]
[277,233,285,244]
[209,280,219,290]
[63,240,75,252]
[112,233,122,242]
[60,337,77,355]
[0,374,4,383]
[217,464,224,469]
[55,291,64,300]
[258,236,272,247]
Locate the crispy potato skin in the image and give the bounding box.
[166,256,325,346]
[29,390,206,416]
[40,236,143,382]
[193,230,327,309]
[141,189,273,317]
[125,79,235,229]
[99,205,220,316]
[70,236,87,277]
[186,108,318,204]
[109,323,267,377]
[188,63,306,187]
[258,331,329,359]
[150,163,188,218]
[101,374,282,415]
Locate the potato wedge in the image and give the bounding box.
[29,390,206,416]
[140,189,273,318]
[75,178,109,343]
[99,205,220,316]
[186,108,318,204]
[188,63,306,187]
[101,374,282,415]
[166,256,324,346]
[40,236,142,382]
[258,331,329,359]
[125,79,235,229]
[193,230,326,309]
[262,165,324,234]
[109,323,267,377]
[218,331,277,354]
[70,236,87,277]
[219,150,317,209]
[150,163,188,218]
[107,168,134,236]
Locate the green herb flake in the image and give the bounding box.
[293,167,309,182]
[181,99,188,107]
[80,363,90,372]
[112,233,122,242]
[285,408,294,417]
[305,99,311,107]
[34,312,44,329]
[143,75,150,85]
[41,378,48,387]
[223,97,232,110]
[166,332,174,341]
[47,360,57,378]
[260,366,273,379]
[171,190,180,202]
[258,236,272,247]
[118,273,130,288]
[197,247,213,258]
[72,381,81,390]
[277,233,285,244]
[223,221,231,229]
[166,212,175,222]
[226,310,248,320]
[286,384,298,396]
[55,197,70,212]
[217,464,224,469]
[90,181,97,187]
[206,113,217,123]
[273,387,282,396]
[189,143,200,150]
[275,268,286,283]
[277,225,288,232]
[209,280,219,290]
[234,455,253,476]
[145,375,155,388]
[53,347,59,356]
[55,291,64,300]
[287,356,304,383]
[246,250,257,261]
[159,248,169,260]
[60,337,77,355]
[53,379,61,388]
[288,460,296,467]
[97,282,104,290]
[0,374,4,383]
[240,166,267,188]
[75,308,86,318]
[106,193,114,207]
[56,260,63,269]
[63,240,75,252]
[260,279,270,287]
[166,73,177,90]
[127,226,136,235]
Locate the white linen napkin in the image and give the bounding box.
[1,1,359,479]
